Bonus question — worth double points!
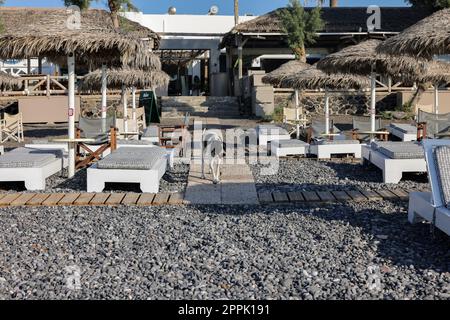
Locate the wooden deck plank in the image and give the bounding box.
[10,193,37,206]
[27,193,51,206]
[287,191,304,202]
[376,190,399,200]
[302,191,320,202]
[58,193,80,206]
[121,193,141,205]
[0,194,7,201]
[137,193,156,206]
[258,192,273,203]
[73,193,95,206]
[331,191,351,202]
[390,189,410,201]
[105,193,125,206]
[168,193,185,205]
[152,193,170,205]
[272,192,289,203]
[41,194,65,206]
[90,193,110,206]
[359,190,383,201]
[346,190,368,202]
[317,191,336,203]
[0,193,22,206]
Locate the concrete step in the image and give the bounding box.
[161,96,240,119]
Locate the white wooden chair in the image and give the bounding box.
[408,139,450,236]
[0,112,24,143]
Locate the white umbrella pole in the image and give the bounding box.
[324,90,330,135]
[370,70,377,141]
[434,83,439,114]
[67,54,76,178]
[101,65,107,119]
[122,85,128,138]
[295,89,300,139]
[132,86,137,121]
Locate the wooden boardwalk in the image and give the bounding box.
[0,192,185,207]
[0,188,413,208]
[257,188,411,204]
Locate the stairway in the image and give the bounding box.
[161,96,241,119]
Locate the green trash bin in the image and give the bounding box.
[139,90,160,125]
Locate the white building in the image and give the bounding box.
[0,58,57,76]
[124,9,257,96]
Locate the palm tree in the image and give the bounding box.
[63,0,137,30]
[107,0,138,30]
[278,0,324,62]
[234,0,239,26]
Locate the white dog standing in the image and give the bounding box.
[201,129,224,184]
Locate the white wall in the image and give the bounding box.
[124,13,256,35]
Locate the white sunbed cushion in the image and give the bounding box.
[276,139,308,148]
[390,123,417,134]
[370,141,417,151]
[434,146,450,208]
[10,147,63,157]
[0,153,56,168]
[378,144,424,159]
[97,147,167,170]
[317,140,359,145]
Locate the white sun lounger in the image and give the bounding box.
[387,123,417,141]
[257,124,291,147]
[272,139,309,157]
[408,139,450,236]
[310,140,361,159]
[116,140,175,169]
[0,148,63,190]
[87,147,167,193]
[361,141,427,184]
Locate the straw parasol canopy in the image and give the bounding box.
[0,7,160,69]
[415,60,450,85]
[0,72,22,89]
[281,65,370,90]
[376,8,450,58]
[262,60,310,87]
[317,39,428,77]
[79,67,170,92]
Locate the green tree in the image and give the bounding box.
[278,0,324,62]
[406,0,450,10]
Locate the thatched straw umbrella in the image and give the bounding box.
[416,60,450,114]
[376,8,450,59]
[0,72,22,90]
[281,65,370,135]
[317,39,428,139]
[80,68,169,134]
[262,60,310,138]
[262,60,310,87]
[0,7,160,177]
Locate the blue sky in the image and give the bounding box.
[4,1,409,15]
